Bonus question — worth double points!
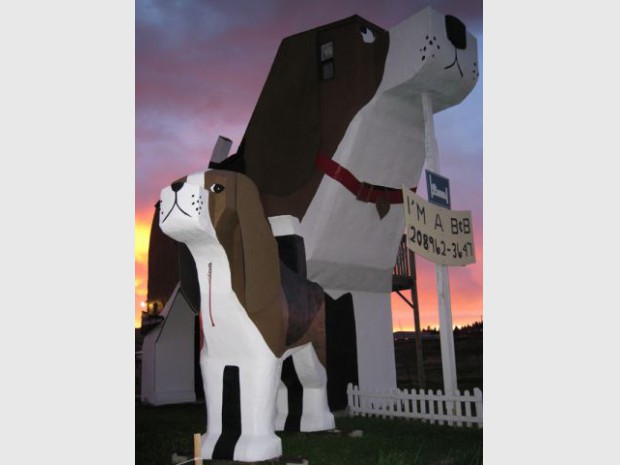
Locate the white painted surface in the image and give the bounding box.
[140,284,197,406]
[323,289,397,391]
[347,383,483,428]
[274,380,289,431]
[268,215,301,237]
[292,344,335,431]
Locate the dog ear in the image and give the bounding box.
[208,171,285,356]
[241,31,320,197]
[205,171,244,306]
[207,171,281,314]
[214,208,246,307]
[233,173,281,314]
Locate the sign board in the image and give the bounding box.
[425,169,451,209]
[402,189,475,266]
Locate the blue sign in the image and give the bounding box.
[425,170,451,209]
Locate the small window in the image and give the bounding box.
[320,41,334,80]
[322,60,334,80]
[320,41,333,61]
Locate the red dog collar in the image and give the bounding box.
[315,153,416,204]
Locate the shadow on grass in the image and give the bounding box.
[136,402,482,465]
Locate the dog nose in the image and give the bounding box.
[445,15,466,50]
[171,181,184,192]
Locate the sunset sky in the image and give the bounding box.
[135,0,483,330]
[5,1,617,463]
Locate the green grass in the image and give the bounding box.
[136,402,482,465]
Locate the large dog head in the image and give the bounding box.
[376,6,478,111]
[159,170,281,317]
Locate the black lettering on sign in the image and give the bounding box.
[409,225,416,243]
[434,213,444,232]
[463,218,470,234]
[451,218,459,234]
[416,204,426,224]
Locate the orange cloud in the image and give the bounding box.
[135,212,152,264]
[135,208,154,327]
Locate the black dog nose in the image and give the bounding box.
[171,181,184,192]
[445,15,467,50]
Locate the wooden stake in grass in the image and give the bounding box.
[193,433,202,465]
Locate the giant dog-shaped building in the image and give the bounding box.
[212,6,479,402]
[145,8,479,454]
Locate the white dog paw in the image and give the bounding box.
[233,433,282,462]
[300,411,336,432]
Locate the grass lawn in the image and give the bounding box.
[136,402,482,465]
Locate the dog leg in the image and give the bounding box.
[276,343,335,432]
[350,290,398,391]
[198,356,224,460]
[295,344,335,431]
[275,356,302,431]
[232,356,283,461]
[199,355,282,462]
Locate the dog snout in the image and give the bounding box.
[445,15,466,50]
[171,181,184,192]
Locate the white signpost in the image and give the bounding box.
[404,92,478,414]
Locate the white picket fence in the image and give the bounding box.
[347,383,482,428]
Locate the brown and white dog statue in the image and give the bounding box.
[159,170,334,462]
[153,6,479,462]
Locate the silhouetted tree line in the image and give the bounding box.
[421,320,483,334]
[454,320,483,334]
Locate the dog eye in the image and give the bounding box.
[209,183,225,194]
